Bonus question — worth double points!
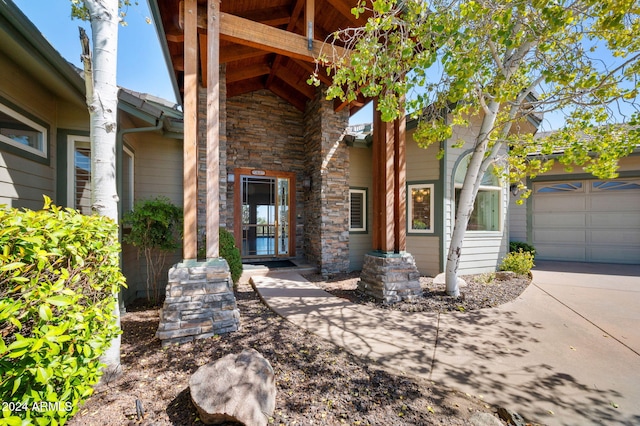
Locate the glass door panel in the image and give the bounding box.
[240,175,291,257]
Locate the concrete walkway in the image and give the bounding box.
[251,261,640,426]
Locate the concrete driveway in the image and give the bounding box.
[252,260,640,425]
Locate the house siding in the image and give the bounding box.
[405,127,441,277]
[348,145,372,271]
[443,117,509,275]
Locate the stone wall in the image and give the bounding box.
[303,89,351,275]
[157,259,240,347]
[225,90,306,256]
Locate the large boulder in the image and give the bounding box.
[189,349,276,425]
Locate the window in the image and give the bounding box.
[67,136,92,215]
[408,183,434,233]
[349,189,367,232]
[122,146,135,215]
[0,102,47,157]
[454,155,502,232]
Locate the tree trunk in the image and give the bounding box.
[83,0,122,378]
[445,101,500,296]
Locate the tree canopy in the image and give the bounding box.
[315,0,640,185]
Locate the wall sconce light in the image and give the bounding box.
[510,183,520,196]
[227,174,235,183]
[302,177,312,189]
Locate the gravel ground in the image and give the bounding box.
[305,271,531,313]
[67,271,531,426]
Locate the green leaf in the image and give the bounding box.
[45,296,72,307]
[39,304,53,321]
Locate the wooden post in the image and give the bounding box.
[394,114,407,252]
[206,0,220,259]
[183,0,198,260]
[305,0,314,50]
[372,102,396,253]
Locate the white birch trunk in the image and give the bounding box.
[83,0,122,377]
[445,101,500,296]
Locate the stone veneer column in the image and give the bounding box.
[157,259,240,347]
[358,253,422,304]
[304,89,350,276]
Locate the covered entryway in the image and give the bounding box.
[233,169,294,259]
[532,178,640,263]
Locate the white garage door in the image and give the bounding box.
[532,179,640,264]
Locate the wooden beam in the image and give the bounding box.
[226,64,271,83]
[206,0,220,259]
[183,0,198,260]
[179,2,347,62]
[199,33,207,87]
[305,0,315,51]
[220,44,269,63]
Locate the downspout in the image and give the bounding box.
[116,115,164,311]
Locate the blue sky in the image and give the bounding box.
[14,0,179,104]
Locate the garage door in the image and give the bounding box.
[532,179,640,264]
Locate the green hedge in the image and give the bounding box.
[0,197,125,425]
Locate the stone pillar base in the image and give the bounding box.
[156,259,240,347]
[358,252,422,304]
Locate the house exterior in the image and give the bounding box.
[149,0,544,298]
[509,152,640,264]
[0,0,185,305]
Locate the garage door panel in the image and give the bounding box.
[533,196,586,212]
[587,246,640,264]
[589,229,640,245]
[589,213,640,228]
[533,213,587,227]
[589,195,640,211]
[534,229,585,243]
[532,178,640,265]
[536,244,586,262]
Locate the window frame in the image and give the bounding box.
[121,145,135,215]
[0,99,48,161]
[349,188,367,233]
[454,154,503,233]
[408,183,435,234]
[66,135,92,214]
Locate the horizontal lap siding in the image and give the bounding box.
[407,236,440,276]
[348,146,372,271]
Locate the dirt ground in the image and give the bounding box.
[68,271,531,425]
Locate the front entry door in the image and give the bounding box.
[238,173,292,258]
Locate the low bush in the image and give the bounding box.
[500,249,535,276]
[509,241,536,258]
[198,228,243,287]
[123,197,182,303]
[0,197,125,425]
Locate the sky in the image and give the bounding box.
[13,0,179,105]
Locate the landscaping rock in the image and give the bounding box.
[495,271,517,281]
[497,406,527,426]
[469,411,504,426]
[189,349,276,425]
[433,272,467,288]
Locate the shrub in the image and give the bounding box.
[0,197,124,425]
[509,241,536,258]
[500,249,535,276]
[198,228,243,286]
[123,197,182,303]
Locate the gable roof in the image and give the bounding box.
[0,0,85,106]
[149,0,371,113]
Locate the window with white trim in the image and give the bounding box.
[349,189,367,232]
[67,136,92,215]
[0,102,47,157]
[122,146,135,215]
[408,183,434,233]
[454,155,502,232]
